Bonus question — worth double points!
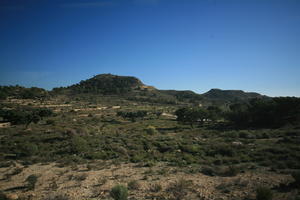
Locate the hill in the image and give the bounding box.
[66,74,147,95]
[202,88,267,104]
[2,74,269,106]
[0,85,48,100]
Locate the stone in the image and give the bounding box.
[6,193,18,200]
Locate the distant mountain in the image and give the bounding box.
[160,90,203,103]
[202,88,267,103]
[2,74,270,105]
[50,74,270,105]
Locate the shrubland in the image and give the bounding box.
[0,76,299,199]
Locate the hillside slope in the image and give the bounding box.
[2,74,269,105]
[202,88,267,103]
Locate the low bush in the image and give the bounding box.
[74,173,87,181]
[26,174,38,190]
[149,183,162,193]
[166,179,193,200]
[128,180,140,190]
[44,193,70,200]
[46,119,56,125]
[201,166,216,176]
[219,165,240,177]
[110,184,128,200]
[292,171,300,188]
[145,126,157,135]
[71,136,89,154]
[256,186,273,200]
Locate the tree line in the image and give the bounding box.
[0,107,53,128]
[175,97,300,128]
[117,110,147,122]
[0,85,48,100]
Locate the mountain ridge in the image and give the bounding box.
[1,74,269,104]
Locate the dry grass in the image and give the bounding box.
[0,161,293,200]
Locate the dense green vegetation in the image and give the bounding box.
[1,107,299,173]
[174,97,300,129]
[227,97,300,128]
[203,88,266,103]
[0,107,53,127]
[55,74,144,95]
[0,85,48,100]
[175,106,223,127]
[117,110,147,122]
[110,185,128,200]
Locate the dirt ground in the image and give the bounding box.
[0,161,295,200]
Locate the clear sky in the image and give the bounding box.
[0,0,299,97]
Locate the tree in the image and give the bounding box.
[37,108,53,120]
[226,97,300,128]
[207,106,222,122]
[175,107,208,128]
[0,90,8,100]
[0,107,53,128]
[117,110,147,122]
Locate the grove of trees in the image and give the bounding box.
[175,97,300,129]
[117,110,147,122]
[0,108,53,128]
[227,97,300,128]
[0,85,48,100]
[175,106,222,128]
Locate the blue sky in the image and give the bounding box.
[0,0,299,97]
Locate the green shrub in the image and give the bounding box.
[166,179,193,200]
[26,174,38,190]
[110,184,128,200]
[128,180,140,190]
[71,136,89,154]
[226,131,239,138]
[46,119,56,125]
[86,151,108,160]
[238,130,252,138]
[214,144,235,157]
[23,143,39,156]
[149,183,162,192]
[256,186,273,200]
[219,165,240,177]
[201,166,215,176]
[180,144,201,154]
[145,126,157,135]
[130,154,144,163]
[74,173,87,181]
[292,171,300,188]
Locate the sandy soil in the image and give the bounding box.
[0,161,294,200]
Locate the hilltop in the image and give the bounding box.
[68,74,148,95]
[202,88,267,103]
[47,74,268,106]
